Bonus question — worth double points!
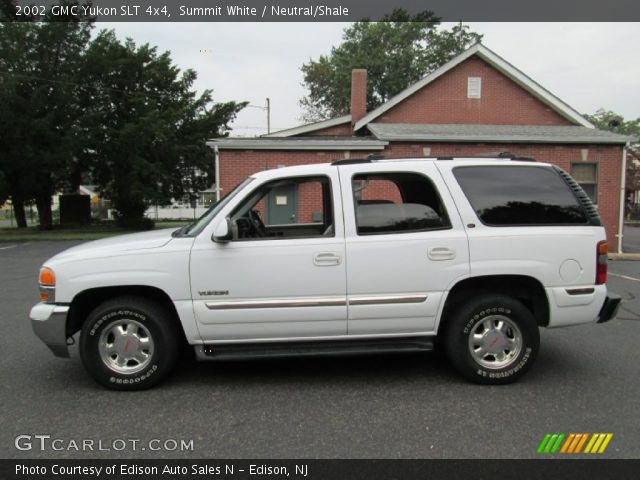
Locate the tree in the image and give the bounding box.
[1,2,245,229]
[299,11,483,122]
[0,1,93,228]
[80,31,246,228]
[584,109,639,150]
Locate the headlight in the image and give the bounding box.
[38,267,56,303]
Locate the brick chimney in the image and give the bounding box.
[350,69,367,132]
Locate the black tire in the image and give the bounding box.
[444,295,539,385]
[79,296,180,390]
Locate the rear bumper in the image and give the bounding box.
[597,293,622,324]
[30,303,70,358]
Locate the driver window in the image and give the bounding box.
[229,176,333,240]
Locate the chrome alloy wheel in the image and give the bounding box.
[467,315,523,369]
[98,319,154,374]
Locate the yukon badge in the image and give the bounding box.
[198,290,229,297]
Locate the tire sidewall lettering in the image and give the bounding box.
[463,306,511,334]
[88,310,147,337]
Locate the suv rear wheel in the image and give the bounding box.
[79,296,180,390]
[444,295,539,384]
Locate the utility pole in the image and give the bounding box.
[266,97,271,134]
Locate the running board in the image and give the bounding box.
[195,337,434,361]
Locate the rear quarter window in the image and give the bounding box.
[453,166,588,226]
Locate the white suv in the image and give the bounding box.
[30,157,621,389]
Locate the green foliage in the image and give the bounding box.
[79,31,246,227]
[0,2,93,228]
[0,3,246,229]
[584,109,639,149]
[299,11,483,122]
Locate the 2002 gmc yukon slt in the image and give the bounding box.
[30,157,621,389]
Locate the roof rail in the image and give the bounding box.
[331,153,385,165]
[331,154,537,165]
[330,158,373,166]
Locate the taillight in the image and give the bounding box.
[596,241,608,285]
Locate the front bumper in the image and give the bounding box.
[30,303,70,358]
[597,293,622,324]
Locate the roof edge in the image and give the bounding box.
[207,138,388,151]
[262,114,351,138]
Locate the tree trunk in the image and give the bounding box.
[12,196,27,228]
[35,194,53,230]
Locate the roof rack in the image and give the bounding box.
[331,154,537,166]
[330,158,373,166]
[331,153,384,165]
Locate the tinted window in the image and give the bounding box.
[453,166,588,225]
[352,172,450,235]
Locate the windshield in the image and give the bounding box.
[180,177,254,236]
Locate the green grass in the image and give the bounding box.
[0,221,188,242]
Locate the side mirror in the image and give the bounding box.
[212,218,233,243]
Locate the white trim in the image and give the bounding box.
[206,139,387,151]
[354,43,594,131]
[262,114,351,137]
[617,144,629,253]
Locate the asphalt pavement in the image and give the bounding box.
[1,241,638,459]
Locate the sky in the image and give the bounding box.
[100,22,640,137]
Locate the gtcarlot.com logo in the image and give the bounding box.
[537,433,613,454]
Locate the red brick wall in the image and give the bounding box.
[218,143,622,250]
[376,56,575,126]
[304,122,352,136]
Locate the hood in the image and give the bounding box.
[48,228,177,263]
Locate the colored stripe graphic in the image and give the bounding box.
[585,433,613,454]
[539,433,613,454]
[537,433,565,453]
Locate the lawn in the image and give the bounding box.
[0,221,188,241]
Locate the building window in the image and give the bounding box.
[467,77,482,99]
[571,163,598,204]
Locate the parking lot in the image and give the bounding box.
[1,241,638,459]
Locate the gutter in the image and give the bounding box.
[617,143,629,254]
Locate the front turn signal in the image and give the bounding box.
[39,267,56,286]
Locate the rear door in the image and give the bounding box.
[338,162,470,335]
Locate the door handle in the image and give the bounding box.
[428,247,456,261]
[314,252,342,266]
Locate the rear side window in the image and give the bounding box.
[453,166,588,226]
[352,172,451,235]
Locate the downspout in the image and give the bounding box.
[214,145,221,202]
[617,142,629,254]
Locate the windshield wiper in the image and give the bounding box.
[171,224,193,237]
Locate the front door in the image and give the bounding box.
[190,170,347,342]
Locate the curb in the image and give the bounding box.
[609,253,640,261]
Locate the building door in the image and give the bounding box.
[266,184,297,225]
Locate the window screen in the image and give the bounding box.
[453,166,588,226]
[352,172,450,235]
[571,163,598,204]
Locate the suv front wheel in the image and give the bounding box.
[444,295,540,384]
[79,296,180,390]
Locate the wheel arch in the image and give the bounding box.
[66,285,187,342]
[439,275,550,332]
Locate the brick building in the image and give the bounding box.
[209,44,633,251]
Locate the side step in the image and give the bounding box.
[195,337,434,361]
